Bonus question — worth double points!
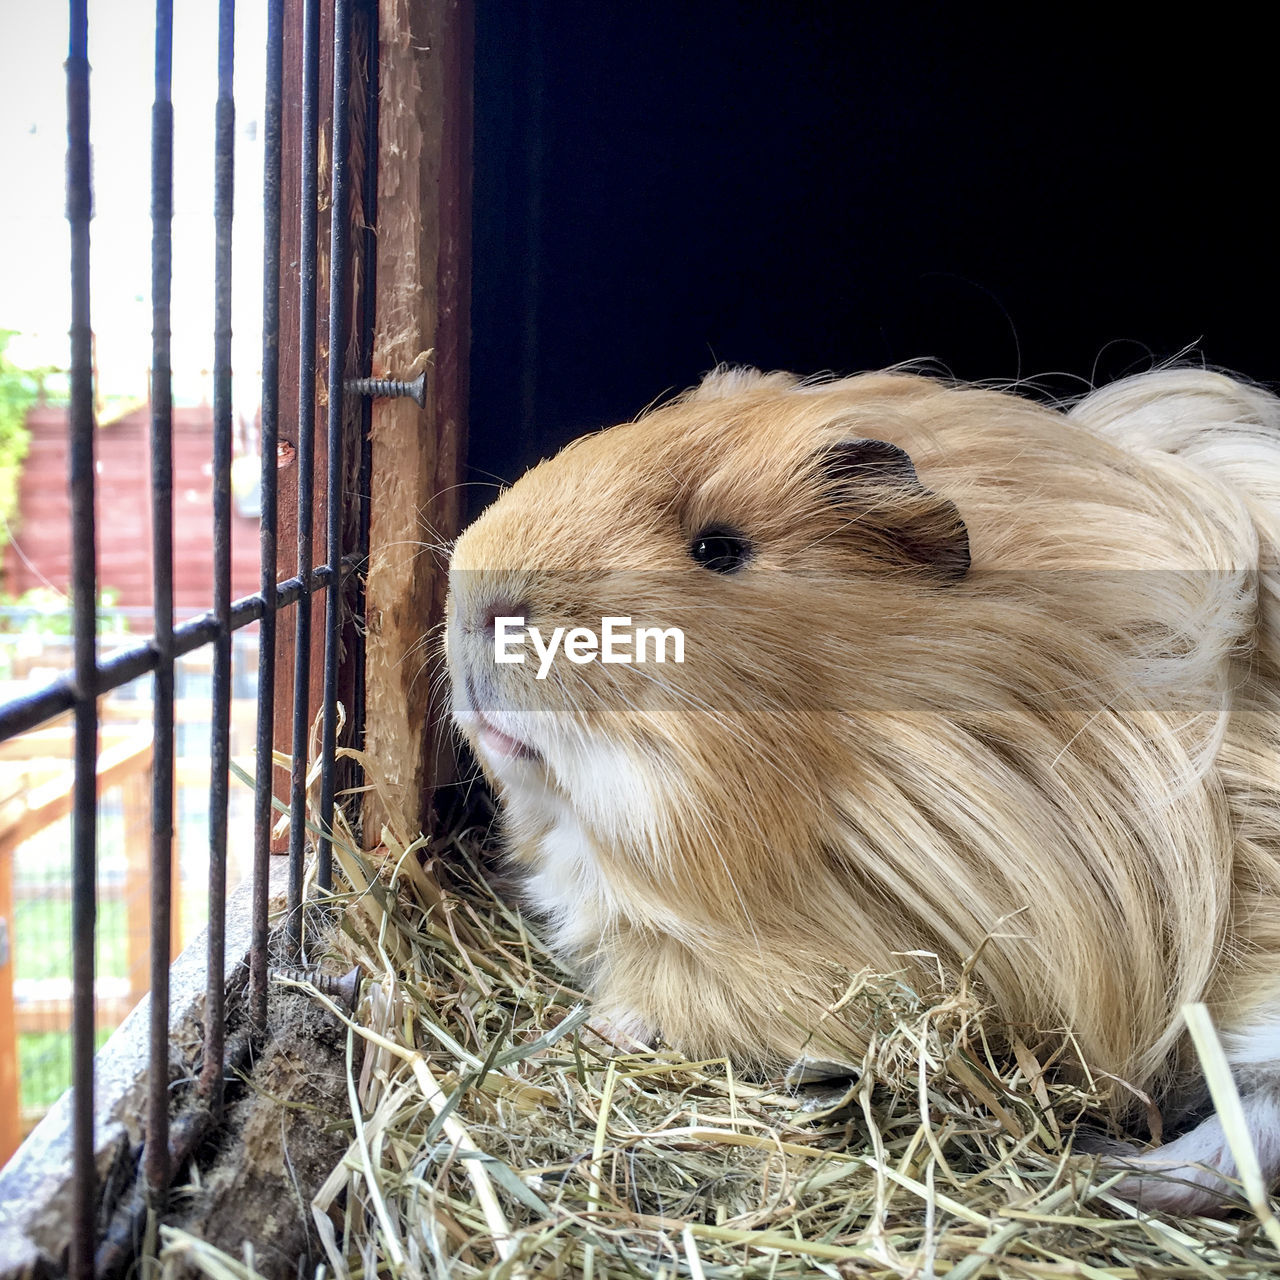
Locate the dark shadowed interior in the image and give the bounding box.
[469,3,1274,503]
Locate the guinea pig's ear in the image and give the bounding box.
[818,438,970,582]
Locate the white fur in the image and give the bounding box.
[511,740,690,956]
[1224,1011,1280,1076]
[525,800,622,956]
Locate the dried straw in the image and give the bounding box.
[162,765,1280,1279]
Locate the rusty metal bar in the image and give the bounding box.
[66,1,98,1272]
[197,0,236,1111]
[316,0,353,891]
[0,564,347,745]
[250,0,285,1035]
[287,0,321,955]
[145,0,175,1199]
[349,5,379,794]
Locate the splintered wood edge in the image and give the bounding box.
[362,0,472,844]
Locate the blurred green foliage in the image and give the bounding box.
[0,331,49,552]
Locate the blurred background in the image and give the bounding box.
[0,0,266,1140]
[468,3,1277,495]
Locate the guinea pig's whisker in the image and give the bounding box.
[407,631,454,703]
[395,626,446,675]
[426,473,511,505]
[369,536,452,566]
[406,657,433,703]
[427,666,455,716]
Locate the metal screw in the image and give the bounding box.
[343,371,427,407]
[270,963,363,1012]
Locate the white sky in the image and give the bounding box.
[0,0,267,408]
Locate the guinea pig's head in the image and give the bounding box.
[446,367,970,900]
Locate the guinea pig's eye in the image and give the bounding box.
[689,525,752,574]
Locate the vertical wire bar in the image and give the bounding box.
[288,0,321,952]
[350,9,379,781]
[66,2,98,1274]
[198,0,236,1108]
[317,0,353,891]
[250,0,284,1033]
[145,0,175,1197]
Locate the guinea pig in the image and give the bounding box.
[445,365,1280,1215]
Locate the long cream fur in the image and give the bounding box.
[446,367,1280,1214]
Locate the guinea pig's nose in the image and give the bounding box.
[478,595,529,636]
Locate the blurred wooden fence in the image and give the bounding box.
[0,727,167,1163]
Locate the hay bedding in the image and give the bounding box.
[160,806,1280,1279]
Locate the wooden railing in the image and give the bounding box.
[0,730,162,1163]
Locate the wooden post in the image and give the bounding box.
[362,0,472,846]
[0,836,19,1165]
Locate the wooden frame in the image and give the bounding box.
[271,0,471,851]
[361,0,473,844]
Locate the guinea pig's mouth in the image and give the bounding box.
[456,671,544,765]
[475,713,541,764]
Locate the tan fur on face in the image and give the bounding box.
[446,368,1280,1155]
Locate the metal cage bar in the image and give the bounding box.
[65,2,98,1274]
[250,0,285,1035]
[317,0,353,891]
[287,0,321,954]
[198,0,237,1112]
[145,0,176,1200]
[350,5,380,783]
[0,0,379,1262]
[0,569,337,744]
